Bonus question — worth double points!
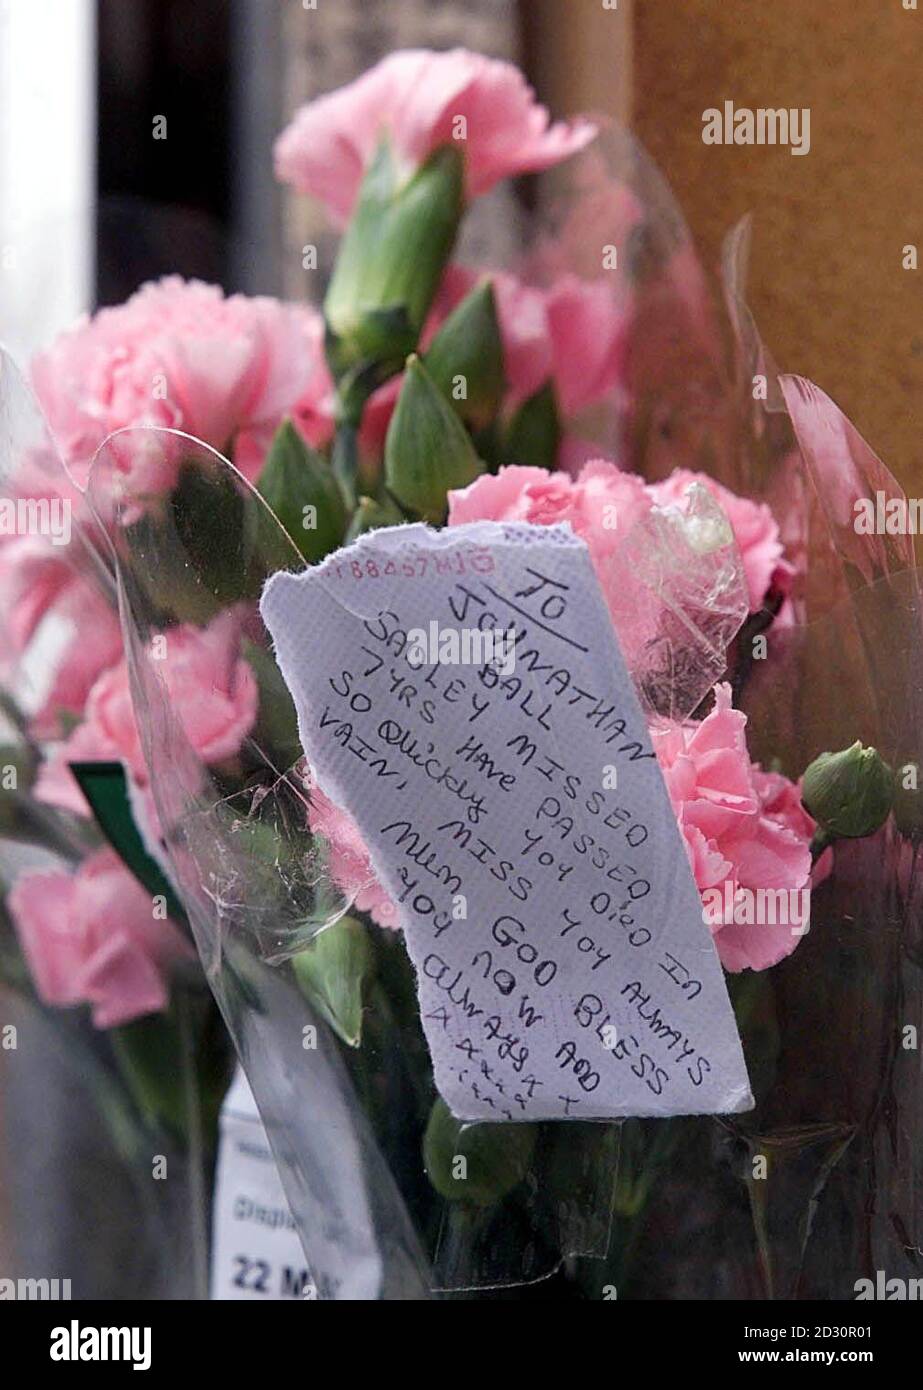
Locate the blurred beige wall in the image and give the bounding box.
[631,0,923,486]
[522,0,632,124]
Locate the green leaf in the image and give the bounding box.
[291,916,375,1048]
[69,762,187,926]
[384,355,484,523]
[110,1009,189,1136]
[503,381,561,472]
[110,992,233,1142]
[257,420,347,564]
[424,279,505,429]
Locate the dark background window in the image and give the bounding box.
[96,0,281,305]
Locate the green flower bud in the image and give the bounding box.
[384,355,483,523]
[503,380,561,471]
[423,1097,537,1207]
[423,279,505,430]
[801,741,893,839]
[345,492,406,541]
[324,140,464,411]
[257,420,347,564]
[292,916,375,1049]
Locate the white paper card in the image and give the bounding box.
[261,522,753,1122]
[210,1066,317,1300]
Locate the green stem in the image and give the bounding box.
[331,422,359,512]
[37,998,152,1167]
[0,690,39,756]
[810,826,837,861]
[5,796,92,864]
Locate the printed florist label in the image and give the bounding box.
[261,522,752,1122]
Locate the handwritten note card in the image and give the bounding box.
[261,522,752,1122]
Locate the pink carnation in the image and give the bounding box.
[29,581,124,738]
[0,462,123,734]
[308,784,400,930]
[31,277,325,491]
[274,48,596,227]
[648,469,787,612]
[450,461,785,616]
[448,460,649,543]
[651,684,814,972]
[0,459,84,643]
[448,460,652,620]
[286,305,336,449]
[0,535,76,661]
[36,610,258,818]
[8,848,193,1028]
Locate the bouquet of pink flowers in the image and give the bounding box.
[2,48,920,1301]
